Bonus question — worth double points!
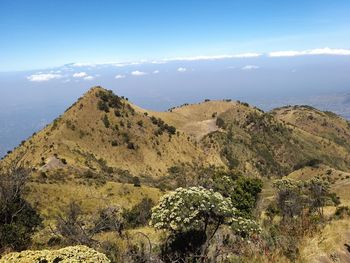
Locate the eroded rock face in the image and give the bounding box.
[0,245,110,263]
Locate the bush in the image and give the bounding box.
[97,100,109,112]
[132,176,141,187]
[127,142,136,150]
[102,114,110,128]
[230,176,263,216]
[160,230,206,262]
[0,168,42,251]
[151,187,260,261]
[123,198,154,228]
[293,159,322,170]
[137,120,143,127]
[167,125,176,135]
[55,202,124,246]
[334,206,350,218]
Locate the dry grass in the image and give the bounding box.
[26,180,163,220]
[298,219,350,263]
[5,87,223,177]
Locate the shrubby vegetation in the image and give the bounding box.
[0,166,42,252]
[263,177,341,261]
[150,116,176,135]
[123,197,154,228]
[151,186,260,262]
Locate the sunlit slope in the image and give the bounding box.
[4,87,222,178]
[200,103,350,177]
[273,105,350,151]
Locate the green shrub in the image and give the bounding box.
[102,114,110,128]
[123,198,154,228]
[334,206,350,218]
[132,176,141,187]
[97,100,109,112]
[0,168,42,251]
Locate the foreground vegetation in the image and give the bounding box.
[1,160,349,262]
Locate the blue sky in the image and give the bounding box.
[1,0,350,71]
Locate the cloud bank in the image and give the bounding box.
[64,48,350,70]
[167,53,261,62]
[269,47,350,57]
[27,73,62,82]
[73,72,88,78]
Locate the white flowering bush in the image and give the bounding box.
[151,187,261,261]
[230,217,261,237]
[151,186,260,235]
[151,186,236,232]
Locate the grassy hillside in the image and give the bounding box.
[3,87,222,179]
[199,103,350,177]
[273,105,350,151]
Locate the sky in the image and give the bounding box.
[1,0,350,71]
[1,0,350,157]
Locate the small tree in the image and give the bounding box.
[273,178,305,221]
[151,187,260,261]
[0,168,42,251]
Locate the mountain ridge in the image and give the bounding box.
[2,86,350,182]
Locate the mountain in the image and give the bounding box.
[2,86,350,262]
[3,87,350,182]
[3,87,222,180]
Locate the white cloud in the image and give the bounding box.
[49,70,61,74]
[84,76,94,80]
[151,60,167,64]
[57,48,350,70]
[115,74,126,79]
[232,53,262,58]
[177,67,187,72]
[269,47,350,57]
[166,53,262,62]
[27,73,62,82]
[131,70,147,76]
[153,70,160,74]
[241,65,260,70]
[71,62,97,67]
[73,72,88,78]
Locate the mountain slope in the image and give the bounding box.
[4,88,350,181]
[273,105,350,151]
[3,87,222,179]
[199,103,350,177]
